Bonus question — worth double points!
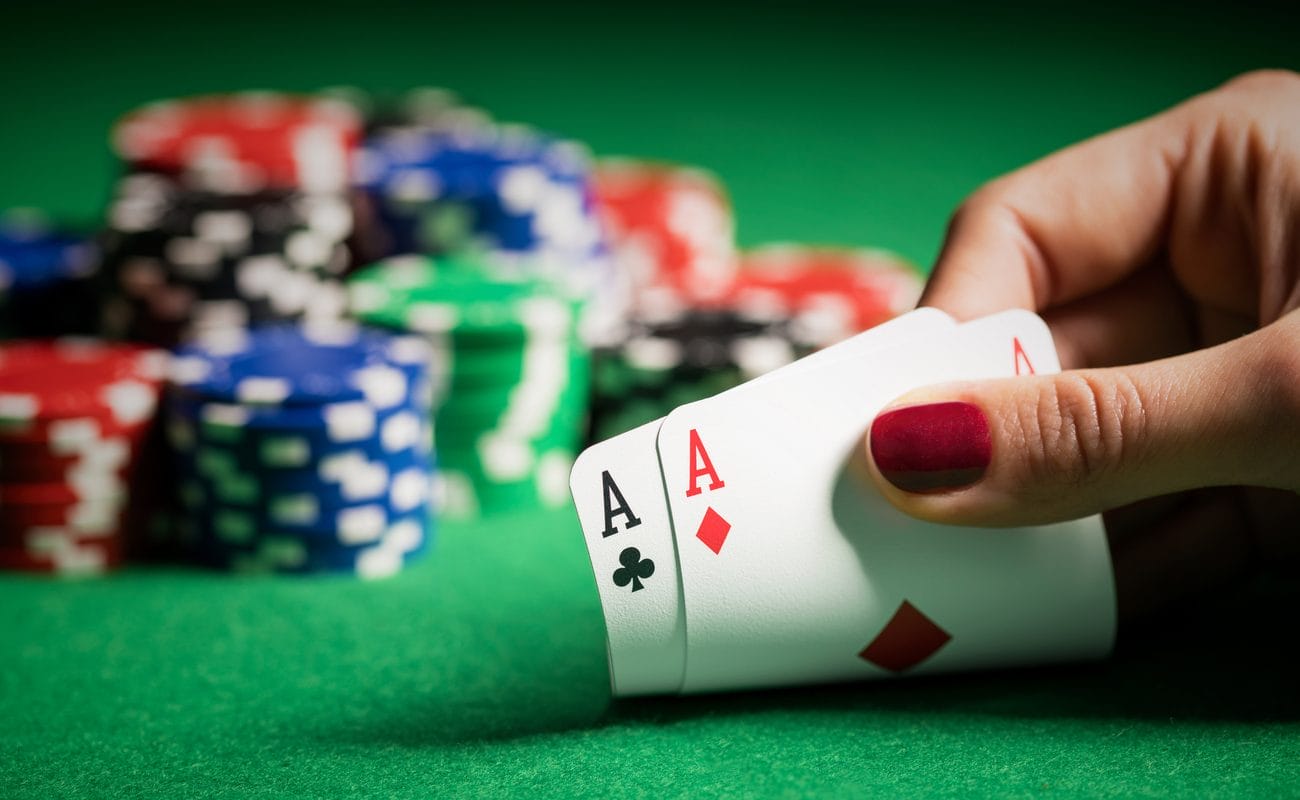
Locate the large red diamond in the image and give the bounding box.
[858,600,952,673]
[694,507,731,554]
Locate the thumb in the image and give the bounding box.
[864,321,1300,526]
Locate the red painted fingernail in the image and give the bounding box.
[870,402,991,493]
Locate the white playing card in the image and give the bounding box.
[570,420,686,696]
[570,307,956,696]
[656,310,1115,693]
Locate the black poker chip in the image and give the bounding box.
[97,173,355,346]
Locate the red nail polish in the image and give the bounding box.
[870,402,991,493]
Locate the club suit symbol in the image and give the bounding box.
[612,547,655,592]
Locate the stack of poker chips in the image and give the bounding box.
[0,209,101,339]
[587,290,801,442]
[348,254,588,519]
[590,159,739,304]
[0,340,167,575]
[355,120,620,342]
[99,93,363,346]
[165,323,435,577]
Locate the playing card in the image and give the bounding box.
[656,311,1114,693]
[571,307,956,696]
[570,420,686,696]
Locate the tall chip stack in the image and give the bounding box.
[348,255,587,519]
[0,341,167,575]
[349,112,613,517]
[98,93,364,346]
[164,323,435,577]
[0,210,101,339]
[586,159,755,441]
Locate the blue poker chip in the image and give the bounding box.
[166,388,433,456]
[169,321,434,407]
[0,209,97,292]
[179,444,434,507]
[169,409,434,471]
[189,511,433,576]
[356,125,605,257]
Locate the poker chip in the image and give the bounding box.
[165,322,436,576]
[169,321,430,407]
[98,173,357,346]
[112,93,362,194]
[725,244,925,349]
[100,93,365,347]
[0,209,101,339]
[590,159,738,302]
[586,290,802,442]
[355,119,621,342]
[0,340,167,576]
[348,253,590,519]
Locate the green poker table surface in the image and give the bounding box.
[2,3,1297,797]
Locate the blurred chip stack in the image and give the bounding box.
[590,159,738,304]
[354,117,620,341]
[586,290,799,442]
[99,93,363,345]
[0,340,166,574]
[726,245,924,350]
[0,209,100,338]
[165,323,435,576]
[349,254,587,518]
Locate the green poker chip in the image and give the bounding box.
[348,252,591,518]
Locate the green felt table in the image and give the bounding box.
[2,3,1298,797]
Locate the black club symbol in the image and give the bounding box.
[612,547,655,592]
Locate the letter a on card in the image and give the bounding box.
[685,429,725,497]
[601,470,642,538]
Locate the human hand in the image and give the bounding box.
[864,70,1300,621]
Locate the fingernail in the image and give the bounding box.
[870,401,991,493]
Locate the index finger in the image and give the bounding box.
[920,88,1196,320]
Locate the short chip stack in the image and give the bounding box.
[726,245,925,349]
[587,290,801,442]
[0,209,100,338]
[165,323,435,577]
[99,93,364,345]
[348,254,587,518]
[590,159,738,303]
[0,340,167,574]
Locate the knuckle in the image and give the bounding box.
[1008,373,1149,491]
[1224,68,1300,95]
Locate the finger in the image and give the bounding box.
[1043,265,1196,370]
[919,108,1188,319]
[863,314,1300,526]
[913,72,1291,321]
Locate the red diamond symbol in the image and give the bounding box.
[858,600,952,673]
[694,507,731,554]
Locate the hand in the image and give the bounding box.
[864,70,1300,622]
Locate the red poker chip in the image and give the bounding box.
[722,245,925,347]
[0,524,119,549]
[0,495,127,531]
[0,537,122,574]
[592,160,738,298]
[112,93,363,192]
[0,454,135,484]
[0,478,129,506]
[0,340,166,431]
